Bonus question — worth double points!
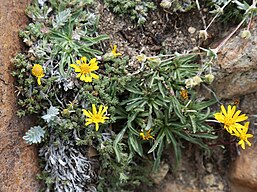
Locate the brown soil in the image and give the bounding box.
[0,0,41,191]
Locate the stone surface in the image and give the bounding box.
[229,143,257,192]
[212,70,257,99]
[240,92,257,114]
[0,0,41,191]
[161,183,200,192]
[212,18,257,99]
[151,163,170,185]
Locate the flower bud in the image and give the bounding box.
[136,54,147,62]
[160,0,172,9]
[199,30,208,40]
[204,74,214,84]
[240,30,251,39]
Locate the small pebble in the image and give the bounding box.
[188,27,196,34]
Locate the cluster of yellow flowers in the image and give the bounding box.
[31,45,121,84]
[214,105,253,149]
[31,46,122,131]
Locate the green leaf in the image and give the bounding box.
[153,138,164,171]
[81,34,109,44]
[148,131,165,154]
[128,134,143,156]
[126,86,144,95]
[189,114,197,133]
[193,133,218,139]
[158,81,165,98]
[113,126,127,162]
[165,129,181,164]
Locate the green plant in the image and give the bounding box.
[113,54,217,170]
[103,0,156,25]
[12,0,256,191]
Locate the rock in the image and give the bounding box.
[0,0,40,191]
[240,92,257,114]
[212,69,257,99]
[161,183,200,192]
[188,27,196,34]
[205,163,213,173]
[212,18,257,99]
[218,181,224,191]
[151,163,170,184]
[229,143,257,191]
[203,174,216,186]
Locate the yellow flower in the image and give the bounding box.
[32,64,45,85]
[214,105,248,134]
[232,122,253,149]
[180,90,188,100]
[140,129,154,140]
[136,54,147,62]
[111,45,122,58]
[70,57,99,82]
[82,104,109,131]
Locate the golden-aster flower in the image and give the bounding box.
[82,104,109,131]
[70,57,99,82]
[140,129,154,140]
[32,64,45,85]
[232,122,253,149]
[111,45,122,58]
[180,90,188,100]
[214,105,248,134]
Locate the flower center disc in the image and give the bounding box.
[32,66,43,76]
[92,114,102,122]
[224,118,234,126]
[80,64,90,74]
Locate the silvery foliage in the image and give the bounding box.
[53,9,72,29]
[42,106,59,123]
[39,135,97,192]
[23,126,45,144]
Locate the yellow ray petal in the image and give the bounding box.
[227,105,232,117]
[95,123,99,131]
[76,73,82,78]
[70,64,81,72]
[90,65,99,71]
[90,73,99,80]
[80,74,86,81]
[221,105,227,116]
[81,57,87,64]
[230,105,236,117]
[98,105,103,115]
[214,113,225,123]
[82,109,92,118]
[76,60,81,65]
[101,106,108,115]
[92,104,97,115]
[84,75,92,82]
[232,110,241,119]
[235,114,248,123]
[89,58,97,65]
[37,77,42,85]
[85,121,92,126]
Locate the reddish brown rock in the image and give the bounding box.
[0,0,40,191]
[212,18,257,99]
[229,143,257,192]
